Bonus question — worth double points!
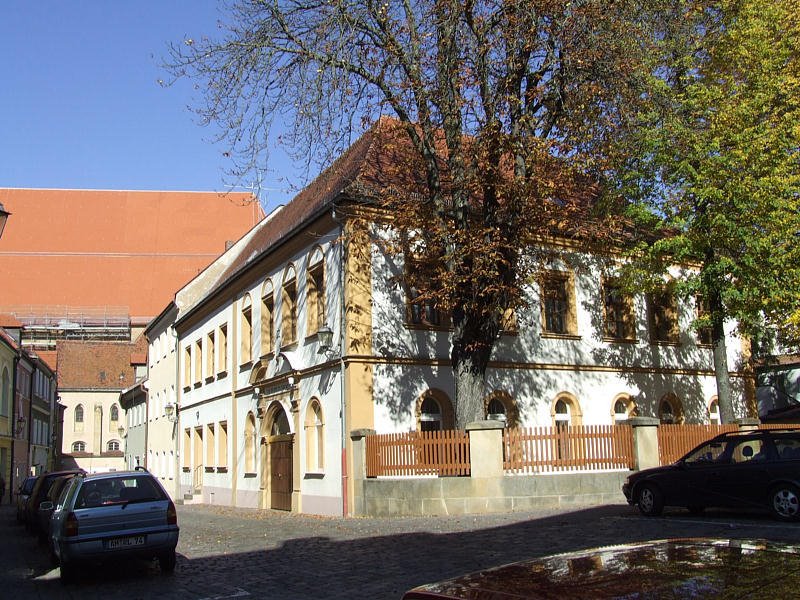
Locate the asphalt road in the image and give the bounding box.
[2,501,799,599]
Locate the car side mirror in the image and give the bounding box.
[39,501,54,511]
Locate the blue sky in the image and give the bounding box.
[0,2,299,212]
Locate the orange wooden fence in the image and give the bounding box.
[657,423,738,465]
[365,430,471,477]
[503,424,635,473]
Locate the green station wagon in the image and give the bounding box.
[44,468,179,582]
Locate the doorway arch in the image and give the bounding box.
[262,401,294,511]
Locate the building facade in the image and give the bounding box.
[164,121,751,516]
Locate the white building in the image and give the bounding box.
[156,121,750,516]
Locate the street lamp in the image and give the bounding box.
[118,425,125,438]
[164,402,178,423]
[317,323,339,357]
[0,202,9,239]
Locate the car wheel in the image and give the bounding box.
[770,484,800,521]
[159,550,177,574]
[687,505,705,515]
[637,483,664,517]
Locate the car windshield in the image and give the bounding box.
[75,476,166,508]
[21,478,36,494]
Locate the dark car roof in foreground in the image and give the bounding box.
[403,538,800,599]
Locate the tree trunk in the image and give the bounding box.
[708,287,736,423]
[451,312,496,429]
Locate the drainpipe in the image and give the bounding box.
[27,358,35,474]
[332,208,347,516]
[172,326,180,502]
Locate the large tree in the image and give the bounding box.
[623,0,800,422]
[167,1,689,428]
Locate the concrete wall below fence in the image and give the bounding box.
[358,471,629,517]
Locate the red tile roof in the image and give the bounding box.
[56,337,148,390]
[0,189,264,321]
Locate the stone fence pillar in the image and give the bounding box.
[736,418,760,432]
[629,417,660,471]
[466,420,505,478]
[349,428,375,516]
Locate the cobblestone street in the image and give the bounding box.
[2,501,799,599]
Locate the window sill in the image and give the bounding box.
[304,472,325,480]
[650,340,681,347]
[405,323,451,332]
[193,381,202,389]
[239,360,253,370]
[281,340,299,351]
[183,386,191,393]
[182,467,190,473]
[216,467,228,473]
[541,332,581,341]
[205,375,215,383]
[243,472,257,478]
[602,336,638,345]
[204,466,215,473]
[217,370,228,379]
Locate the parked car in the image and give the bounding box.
[15,475,38,523]
[36,474,75,542]
[46,467,179,582]
[402,538,800,599]
[623,429,800,520]
[24,470,83,534]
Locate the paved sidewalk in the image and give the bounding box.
[2,501,799,599]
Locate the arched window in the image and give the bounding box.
[72,441,86,453]
[305,399,324,471]
[245,412,257,473]
[483,391,519,428]
[110,404,119,422]
[307,248,326,334]
[658,394,683,424]
[611,395,636,422]
[74,404,84,423]
[1,367,10,417]
[708,399,721,425]
[107,440,120,452]
[419,398,443,432]
[261,280,274,356]
[415,390,455,432]
[281,266,298,344]
[554,399,571,431]
[240,294,253,364]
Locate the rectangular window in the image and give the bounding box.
[218,324,228,374]
[695,295,713,346]
[183,347,191,389]
[307,261,325,334]
[218,421,228,470]
[648,290,679,344]
[182,428,191,469]
[206,423,215,468]
[261,292,274,356]
[240,300,253,364]
[206,331,215,378]
[603,279,635,340]
[540,272,576,335]
[193,340,202,385]
[282,277,298,343]
[405,259,446,328]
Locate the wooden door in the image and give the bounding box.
[270,438,293,511]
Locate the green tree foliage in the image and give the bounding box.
[626,0,800,421]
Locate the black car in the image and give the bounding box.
[623,429,800,520]
[36,474,75,542]
[24,470,83,534]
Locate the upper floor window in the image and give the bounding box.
[74,404,84,423]
[307,250,326,335]
[602,279,635,341]
[540,271,576,336]
[206,330,216,377]
[405,258,446,328]
[695,295,713,346]
[110,404,119,422]
[193,340,202,384]
[282,266,298,344]
[183,346,192,388]
[240,294,253,364]
[218,323,228,374]
[648,289,679,344]
[261,281,274,356]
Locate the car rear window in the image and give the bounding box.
[76,476,167,508]
[774,437,800,460]
[21,477,37,494]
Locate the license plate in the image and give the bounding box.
[107,535,145,549]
